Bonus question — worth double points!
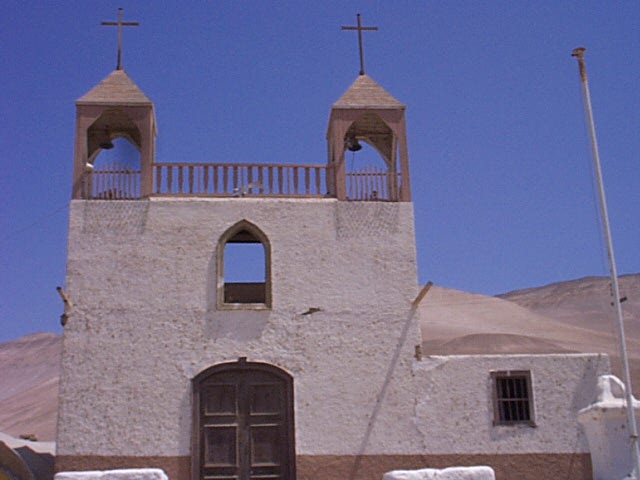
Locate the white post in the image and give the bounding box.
[572,46,640,478]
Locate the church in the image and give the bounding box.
[55,13,608,480]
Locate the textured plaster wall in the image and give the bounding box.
[413,354,610,454]
[57,198,608,464]
[57,198,422,457]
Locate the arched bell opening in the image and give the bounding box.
[80,109,143,200]
[341,112,401,201]
[88,136,142,199]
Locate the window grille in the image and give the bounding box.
[491,371,535,426]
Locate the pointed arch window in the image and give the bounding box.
[217,221,271,309]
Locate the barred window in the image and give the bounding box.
[491,371,535,426]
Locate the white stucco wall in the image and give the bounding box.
[57,198,422,457]
[57,198,609,462]
[413,353,610,454]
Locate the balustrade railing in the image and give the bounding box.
[153,162,328,197]
[78,162,403,201]
[345,166,401,201]
[81,161,141,199]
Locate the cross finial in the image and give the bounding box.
[341,13,378,75]
[101,8,139,70]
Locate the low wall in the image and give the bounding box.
[55,468,168,480]
[383,466,495,480]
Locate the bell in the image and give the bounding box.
[99,126,114,149]
[346,136,362,152]
[99,139,114,150]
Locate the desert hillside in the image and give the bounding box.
[420,274,640,388]
[0,332,61,441]
[0,274,638,442]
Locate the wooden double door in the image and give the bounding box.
[193,360,295,480]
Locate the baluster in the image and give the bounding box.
[232,165,239,191]
[176,165,183,193]
[99,162,106,198]
[257,167,264,194]
[353,171,357,200]
[188,165,194,194]
[118,162,123,199]
[203,165,209,194]
[267,166,274,194]
[115,161,120,198]
[277,166,284,194]
[363,166,369,200]
[304,167,310,194]
[315,167,321,194]
[93,164,99,198]
[370,165,376,200]
[353,169,359,200]
[222,166,229,194]
[248,166,254,193]
[121,162,126,199]
[129,166,134,199]
[293,167,299,194]
[167,166,173,194]
[108,161,113,198]
[104,162,110,198]
[102,162,107,198]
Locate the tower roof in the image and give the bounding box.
[332,74,404,109]
[76,69,152,106]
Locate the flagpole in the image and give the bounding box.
[572,46,640,478]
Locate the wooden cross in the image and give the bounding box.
[341,13,378,75]
[101,8,139,70]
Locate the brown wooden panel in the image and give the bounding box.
[250,384,281,415]
[205,426,237,466]
[194,361,295,480]
[205,385,237,415]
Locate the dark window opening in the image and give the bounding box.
[491,371,535,426]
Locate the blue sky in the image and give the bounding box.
[1,1,638,342]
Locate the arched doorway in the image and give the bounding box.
[192,359,295,480]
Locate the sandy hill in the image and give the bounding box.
[0,274,638,442]
[419,274,640,388]
[0,332,61,441]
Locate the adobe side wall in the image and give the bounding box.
[413,354,610,454]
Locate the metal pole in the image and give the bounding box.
[572,46,640,478]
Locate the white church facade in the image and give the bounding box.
[56,42,609,480]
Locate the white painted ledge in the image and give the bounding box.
[55,469,168,480]
[383,466,496,480]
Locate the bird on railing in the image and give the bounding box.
[232,182,264,197]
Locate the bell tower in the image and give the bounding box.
[326,74,411,201]
[71,70,156,199]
